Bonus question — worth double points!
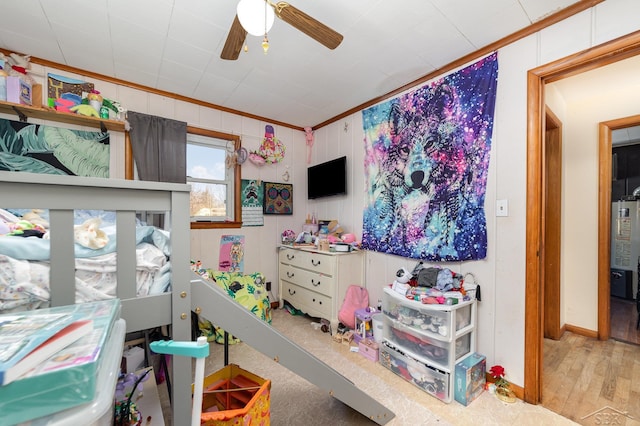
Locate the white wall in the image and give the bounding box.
[10,0,639,390]
[547,54,640,331]
[289,0,640,388]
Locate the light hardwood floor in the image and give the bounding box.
[542,298,640,425]
[611,296,640,345]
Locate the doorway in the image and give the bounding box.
[524,31,640,404]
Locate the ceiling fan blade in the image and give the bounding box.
[221,15,248,60]
[274,2,343,50]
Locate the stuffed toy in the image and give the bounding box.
[4,52,36,85]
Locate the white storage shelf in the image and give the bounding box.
[380,287,477,403]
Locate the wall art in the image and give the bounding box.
[263,182,292,215]
[361,52,499,261]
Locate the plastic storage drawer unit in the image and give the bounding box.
[384,316,472,370]
[382,287,473,340]
[379,340,450,402]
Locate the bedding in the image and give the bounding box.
[191,264,272,344]
[0,208,172,312]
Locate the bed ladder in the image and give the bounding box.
[190,275,395,425]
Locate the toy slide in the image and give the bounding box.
[190,274,395,425]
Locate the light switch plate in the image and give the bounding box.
[496,199,508,217]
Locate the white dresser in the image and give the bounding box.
[278,246,364,332]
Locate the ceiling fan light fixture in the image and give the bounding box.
[237,0,274,37]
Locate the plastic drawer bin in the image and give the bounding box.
[384,316,471,369]
[379,340,451,403]
[382,287,473,341]
[199,363,271,425]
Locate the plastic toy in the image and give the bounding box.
[150,336,209,426]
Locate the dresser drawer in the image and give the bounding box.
[279,264,335,296]
[279,248,335,276]
[281,281,332,319]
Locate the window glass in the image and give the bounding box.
[187,135,234,221]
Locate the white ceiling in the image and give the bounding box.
[1,0,581,128]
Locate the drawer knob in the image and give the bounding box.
[311,279,320,286]
[287,271,295,278]
[288,289,296,295]
[287,254,295,260]
[311,259,321,266]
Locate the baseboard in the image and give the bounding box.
[564,324,598,339]
[485,374,524,400]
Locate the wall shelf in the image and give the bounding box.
[0,100,125,132]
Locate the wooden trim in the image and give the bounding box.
[597,114,640,339]
[185,127,242,229]
[543,106,562,341]
[125,131,133,180]
[485,374,525,401]
[525,68,544,405]
[191,221,242,229]
[0,47,304,133]
[564,324,598,339]
[313,0,603,129]
[2,1,601,132]
[525,30,640,406]
[598,122,612,341]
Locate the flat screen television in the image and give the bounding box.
[307,156,347,199]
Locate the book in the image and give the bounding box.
[0,299,121,425]
[0,309,84,386]
[2,319,93,385]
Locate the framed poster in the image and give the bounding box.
[263,182,293,215]
[241,179,264,226]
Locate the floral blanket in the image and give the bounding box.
[191,263,272,344]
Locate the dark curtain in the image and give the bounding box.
[127,111,187,183]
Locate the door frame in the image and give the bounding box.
[543,107,562,341]
[524,30,640,404]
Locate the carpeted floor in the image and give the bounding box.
[158,308,577,425]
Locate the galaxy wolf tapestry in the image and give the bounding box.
[361,53,498,261]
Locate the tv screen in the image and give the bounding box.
[307,156,347,199]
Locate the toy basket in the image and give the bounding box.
[198,363,271,425]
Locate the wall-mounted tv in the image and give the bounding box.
[307,156,347,200]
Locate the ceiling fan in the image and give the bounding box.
[221,0,343,60]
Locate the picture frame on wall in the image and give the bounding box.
[263,182,293,215]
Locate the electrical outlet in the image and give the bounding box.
[266,281,272,291]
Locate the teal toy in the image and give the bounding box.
[150,336,209,426]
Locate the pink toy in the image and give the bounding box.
[327,234,341,243]
[304,126,314,164]
[341,233,356,244]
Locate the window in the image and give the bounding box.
[187,134,233,221]
[187,128,242,229]
[125,126,241,228]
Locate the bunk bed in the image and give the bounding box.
[0,170,396,425]
[0,170,193,424]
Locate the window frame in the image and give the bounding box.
[126,126,242,229]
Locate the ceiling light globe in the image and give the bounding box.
[237,0,275,37]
